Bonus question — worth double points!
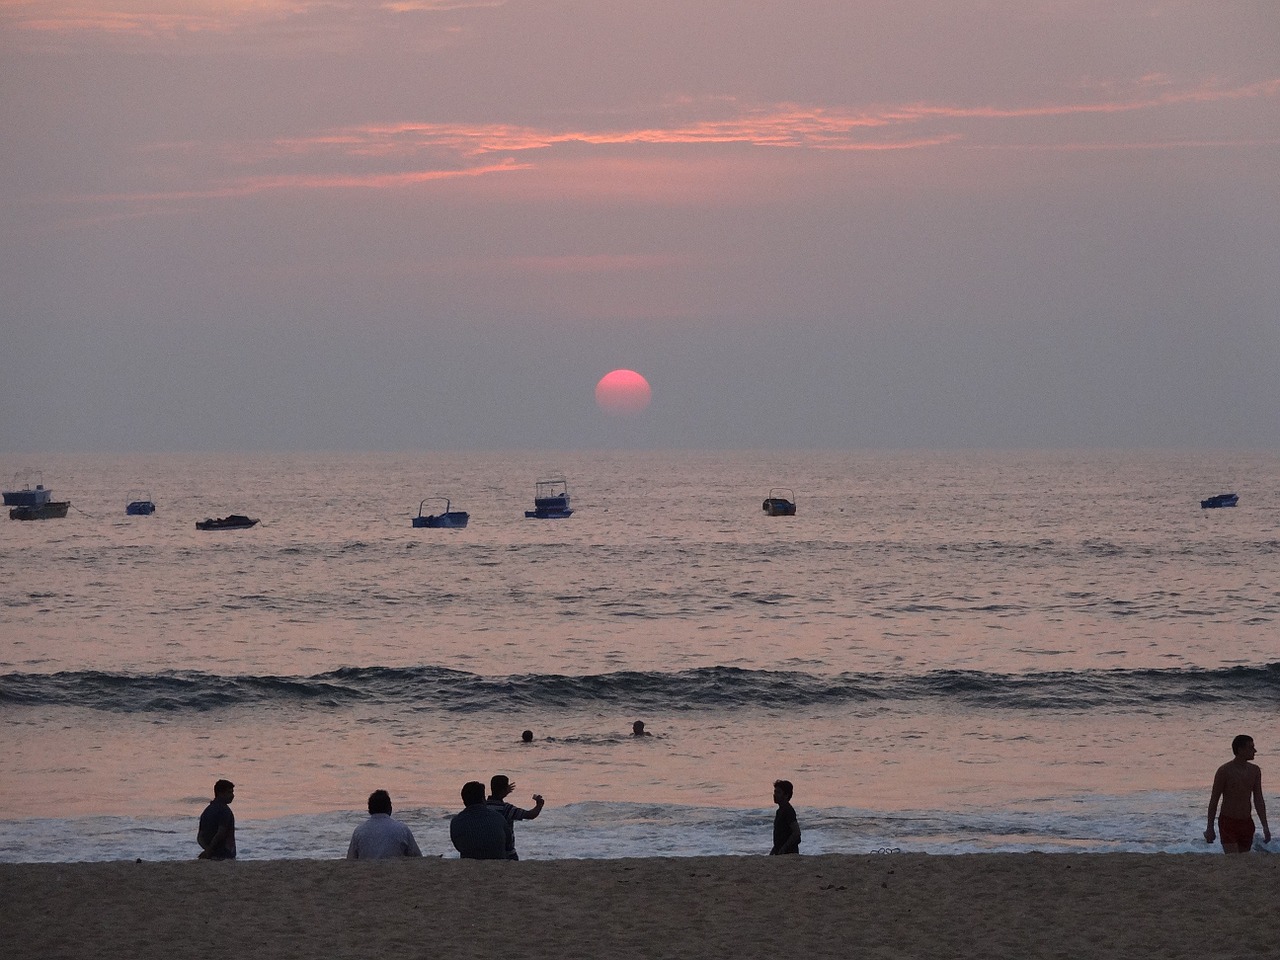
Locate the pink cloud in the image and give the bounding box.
[257,78,1279,169]
[56,76,1278,213]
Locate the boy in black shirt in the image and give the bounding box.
[771,779,801,855]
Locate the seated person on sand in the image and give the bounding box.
[770,779,802,855]
[346,789,423,859]
[197,779,237,860]
[1205,734,1271,854]
[450,781,508,860]
[632,720,653,737]
[486,774,544,860]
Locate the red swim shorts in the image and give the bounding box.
[1218,815,1255,851]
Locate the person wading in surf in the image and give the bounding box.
[1205,735,1270,854]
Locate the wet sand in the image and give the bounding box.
[2,853,1274,959]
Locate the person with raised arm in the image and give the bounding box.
[486,774,545,860]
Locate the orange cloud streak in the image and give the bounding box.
[259,78,1279,168]
[59,78,1278,211]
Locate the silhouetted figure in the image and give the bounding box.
[197,779,237,860]
[522,730,534,743]
[1205,735,1271,853]
[486,774,544,860]
[770,779,801,855]
[632,720,652,737]
[450,780,508,860]
[347,789,422,859]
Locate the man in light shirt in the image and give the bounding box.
[346,790,423,859]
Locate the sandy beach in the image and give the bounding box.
[2,853,1274,960]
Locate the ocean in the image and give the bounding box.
[1,450,1276,862]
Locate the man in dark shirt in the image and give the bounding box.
[450,781,508,860]
[197,779,237,860]
[770,779,801,855]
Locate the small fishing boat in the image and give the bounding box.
[412,497,470,528]
[3,472,54,507]
[10,500,70,521]
[125,491,157,515]
[1200,493,1238,509]
[525,476,573,518]
[762,487,797,516]
[195,514,259,530]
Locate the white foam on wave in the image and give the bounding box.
[0,792,1223,863]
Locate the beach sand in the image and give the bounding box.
[2,853,1274,960]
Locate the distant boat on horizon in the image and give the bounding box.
[126,490,156,516]
[525,475,573,519]
[3,471,54,508]
[1200,493,1238,509]
[412,497,469,528]
[5,471,69,519]
[762,487,796,516]
[10,500,70,521]
[195,514,259,530]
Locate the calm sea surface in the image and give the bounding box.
[1,450,1276,861]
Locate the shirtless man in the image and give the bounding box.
[1204,735,1270,854]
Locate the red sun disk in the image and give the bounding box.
[595,369,652,415]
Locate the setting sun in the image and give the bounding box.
[595,369,652,415]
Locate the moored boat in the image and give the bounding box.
[10,501,70,521]
[126,490,156,515]
[762,487,797,516]
[1200,493,1238,509]
[195,514,259,530]
[412,497,469,528]
[525,476,572,518]
[3,472,54,508]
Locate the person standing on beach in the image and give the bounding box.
[486,774,544,860]
[770,779,802,855]
[346,790,423,859]
[451,781,508,860]
[197,779,237,860]
[1205,735,1270,854]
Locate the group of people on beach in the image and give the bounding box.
[197,732,1269,861]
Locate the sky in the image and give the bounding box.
[2,0,1277,452]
